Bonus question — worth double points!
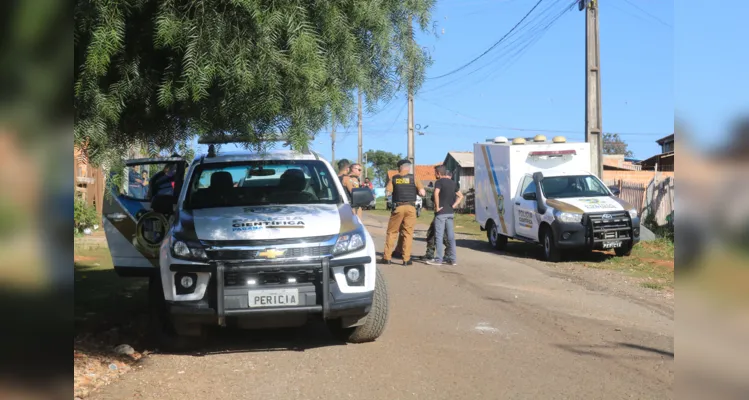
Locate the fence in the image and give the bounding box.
[607,177,675,227]
[605,179,647,216]
[643,176,675,226]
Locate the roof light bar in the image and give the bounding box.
[197,134,314,154]
[529,150,576,156]
[198,134,287,145]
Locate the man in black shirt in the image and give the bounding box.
[426,166,463,266]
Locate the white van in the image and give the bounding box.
[474,136,641,262]
[102,140,388,350]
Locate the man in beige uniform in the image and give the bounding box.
[344,163,363,219]
[380,160,425,266]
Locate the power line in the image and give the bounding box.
[620,0,672,28]
[427,0,546,80]
[414,99,670,137]
[419,0,575,96]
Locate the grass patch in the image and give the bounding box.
[74,242,153,398]
[75,244,149,326]
[679,246,749,305]
[641,282,664,290]
[367,197,483,236]
[586,238,674,290]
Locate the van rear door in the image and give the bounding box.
[102,157,186,277]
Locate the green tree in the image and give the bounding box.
[603,133,633,157]
[74,0,437,166]
[364,149,401,186]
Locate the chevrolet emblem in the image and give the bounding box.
[258,249,286,259]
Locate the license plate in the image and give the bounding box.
[603,241,622,249]
[248,289,300,308]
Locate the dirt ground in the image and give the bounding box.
[78,215,673,399]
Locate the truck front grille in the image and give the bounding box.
[207,245,334,261]
[585,211,632,243]
[224,269,322,287]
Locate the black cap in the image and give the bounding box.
[397,159,411,168]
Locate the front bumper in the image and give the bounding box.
[166,256,373,324]
[551,215,641,250]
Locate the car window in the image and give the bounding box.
[184,160,339,209]
[122,163,178,200]
[517,175,532,197]
[522,181,536,196]
[541,175,609,199]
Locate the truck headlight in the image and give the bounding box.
[554,210,583,223]
[334,228,366,255]
[628,209,638,219]
[171,237,208,261]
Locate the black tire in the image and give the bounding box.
[614,243,633,257]
[328,268,389,343]
[541,226,562,263]
[148,276,205,353]
[487,221,508,250]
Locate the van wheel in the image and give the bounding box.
[148,275,205,353]
[328,269,389,343]
[487,222,508,250]
[541,227,562,263]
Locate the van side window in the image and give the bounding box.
[523,181,536,196]
[517,175,533,197]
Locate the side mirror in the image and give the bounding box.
[151,194,177,215]
[522,192,537,201]
[351,187,375,208]
[609,186,621,196]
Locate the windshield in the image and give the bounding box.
[184,160,340,209]
[540,175,610,199]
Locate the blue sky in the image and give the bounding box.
[675,0,749,147]
[199,0,748,165]
[309,0,675,164]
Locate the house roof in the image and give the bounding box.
[656,133,674,145]
[445,151,474,168]
[387,164,437,184]
[639,151,675,166]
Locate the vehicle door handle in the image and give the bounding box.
[515,202,521,206]
[107,213,127,222]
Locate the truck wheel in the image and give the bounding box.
[487,222,508,250]
[148,275,205,353]
[541,227,562,263]
[614,243,633,257]
[328,268,389,343]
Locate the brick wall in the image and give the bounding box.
[603,170,675,185]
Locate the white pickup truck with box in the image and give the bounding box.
[474,136,641,262]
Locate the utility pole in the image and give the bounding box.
[363,153,368,179]
[581,0,603,178]
[358,90,363,165]
[406,15,415,174]
[331,119,336,166]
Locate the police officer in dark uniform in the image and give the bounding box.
[380,159,425,265]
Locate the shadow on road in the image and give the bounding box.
[189,322,346,357]
[412,237,618,264]
[75,266,348,358]
[555,342,674,359]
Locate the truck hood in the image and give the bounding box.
[547,196,628,214]
[188,204,354,241]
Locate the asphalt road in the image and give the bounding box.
[92,214,674,400]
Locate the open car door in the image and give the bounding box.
[103,157,187,277]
